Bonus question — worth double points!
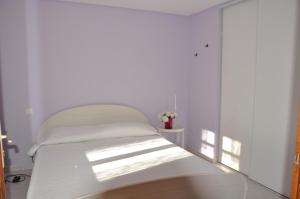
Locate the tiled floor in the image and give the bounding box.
[5,170,31,199]
[245,178,287,199]
[4,169,287,199]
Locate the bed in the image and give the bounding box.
[27,104,245,199]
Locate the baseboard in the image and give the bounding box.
[5,165,33,173]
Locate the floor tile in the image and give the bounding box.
[5,170,31,199]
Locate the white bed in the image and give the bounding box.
[27,104,242,199]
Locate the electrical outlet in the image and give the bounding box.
[25,108,33,115]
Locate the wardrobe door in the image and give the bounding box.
[249,0,298,196]
[220,0,257,174]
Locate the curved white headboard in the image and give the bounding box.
[37,104,149,142]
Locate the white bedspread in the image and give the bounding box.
[27,135,225,199]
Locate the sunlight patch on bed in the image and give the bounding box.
[92,146,192,181]
[86,138,172,162]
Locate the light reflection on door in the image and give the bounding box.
[220,136,241,171]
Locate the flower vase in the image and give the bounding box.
[164,117,173,129]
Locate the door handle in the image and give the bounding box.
[1,135,12,144]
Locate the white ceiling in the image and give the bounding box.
[58,0,232,16]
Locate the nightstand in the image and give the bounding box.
[158,127,184,147]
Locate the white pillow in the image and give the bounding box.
[28,123,158,156]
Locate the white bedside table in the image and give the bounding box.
[158,127,185,147]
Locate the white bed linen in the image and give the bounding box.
[28,123,158,157]
[27,135,225,199]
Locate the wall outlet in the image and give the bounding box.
[25,108,33,115]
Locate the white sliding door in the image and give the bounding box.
[220,0,298,196]
[249,0,298,196]
[220,0,258,174]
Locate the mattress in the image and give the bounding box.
[27,135,226,199]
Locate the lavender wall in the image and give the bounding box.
[186,8,221,157]
[35,0,191,139]
[0,0,33,170]
[26,0,43,148]
[0,0,221,170]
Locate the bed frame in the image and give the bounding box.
[37,104,149,142]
